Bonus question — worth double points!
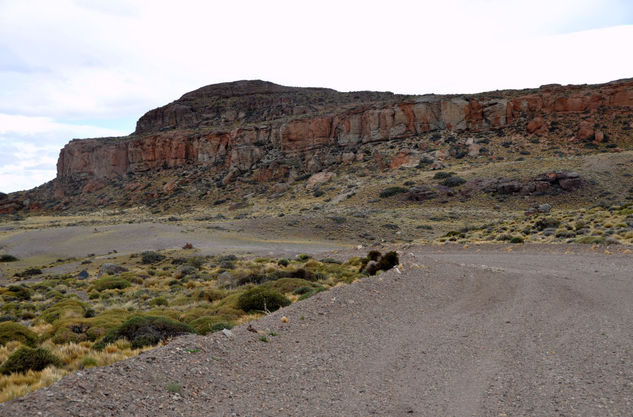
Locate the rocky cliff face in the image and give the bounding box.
[3,78,632,214]
[55,78,633,189]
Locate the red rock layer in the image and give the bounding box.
[57,79,633,182]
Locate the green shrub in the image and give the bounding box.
[189,316,233,335]
[277,258,289,267]
[441,176,466,187]
[149,297,169,307]
[5,285,32,301]
[93,316,196,350]
[261,278,314,293]
[38,299,88,324]
[0,254,18,262]
[81,357,98,368]
[293,286,313,295]
[237,287,291,313]
[509,236,525,244]
[297,287,327,300]
[141,251,166,264]
[0,347,61,375]
[319,258,342,264]
[0,322,38,347]
[93,276,131,291]
[379,186,408,198]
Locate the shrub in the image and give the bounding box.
[189,316,233,335]
[377,251,399,271]
[297,287,327,300]
[38,299,88,324]
[0,347,61,375]
[5,285,32,301]
[432,171,455,179]
[509,236,525,244]
[0,322,38,347]
[93,316,196,350]
[277,258,289,267]
[93,276,131,291]
[319,258,342,264]
[535,217,561,231]
[237,287,291,313]
[367,250,382,261]
[149,297,169,307]
[261,278,314,293]
[293,286,313,295]
[14,267,42,278]
[441,176,466,187]
[141,251,166,264]
[81,357,98,369]
[0,254,18,262]
[379,186,409,198]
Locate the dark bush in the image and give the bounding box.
[141,251,166,264]
[0,254,18,262]
[93,276,131,291]
[277,258,289,267]
[535,217,561,231]
[237,287,291,313]
[510,236,525,243]
[379,187,409,198]
[367,250,382,261]
[0,322,38,347]
[432,171,455,180]
[0,347,61,375]
[377,251,399,271]
[93,316,196,350]
[14,268,42,278]
[441,176,467,187]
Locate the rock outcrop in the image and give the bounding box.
[55,78,633,188]
[3,78,633,213]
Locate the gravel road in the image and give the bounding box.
[2,245,632,416]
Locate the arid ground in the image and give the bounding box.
[1,244,631,416]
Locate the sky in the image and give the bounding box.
[1,0,632,193]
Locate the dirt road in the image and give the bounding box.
[2,245,632,416]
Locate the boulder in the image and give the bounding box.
[306,172,335,189]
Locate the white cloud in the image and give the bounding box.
[0,114,125,193]
[0,0,631,192]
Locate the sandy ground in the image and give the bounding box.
[1,244,632,416]
[0,222,349,277]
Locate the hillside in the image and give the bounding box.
[2,78,633,216]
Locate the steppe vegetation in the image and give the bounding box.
[0,247,397,402]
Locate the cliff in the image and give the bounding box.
[3,78,633,214]
[55,79,633,185]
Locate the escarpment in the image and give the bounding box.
[3,77,633,214]
[56,79,633,183]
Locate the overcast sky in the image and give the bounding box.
[1,0,632,193]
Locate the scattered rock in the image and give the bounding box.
[77,270,89,280]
